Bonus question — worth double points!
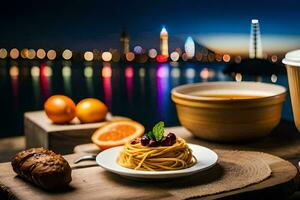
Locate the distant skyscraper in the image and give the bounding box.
[160,26,169,57]
[120,30,130,55]
[249,19,263,59]
[184,36,195,58]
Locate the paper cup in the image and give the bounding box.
[283,50,300,132]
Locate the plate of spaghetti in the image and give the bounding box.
[96,121,218,179]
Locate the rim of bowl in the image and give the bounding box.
[171,81,287,102]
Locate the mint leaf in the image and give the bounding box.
[152,121,164,141]
[147,131,155,140]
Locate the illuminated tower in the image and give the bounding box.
[249,19,263,59]
[184,36,195,58]
[160,26,169,57]
[120,31,130,55]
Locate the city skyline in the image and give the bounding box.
[0,22,282,63]
[1,0,300,55]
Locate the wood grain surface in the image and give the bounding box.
[0,151,297,200]
[24,111,130,154]
[0,124,299,200]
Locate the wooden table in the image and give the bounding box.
[0,151,297,200]
[74,120,300,199]
[1,120,300,199]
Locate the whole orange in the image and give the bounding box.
[76,98,108,123]
[44,95,76,124]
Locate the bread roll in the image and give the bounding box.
[11,148,72,190]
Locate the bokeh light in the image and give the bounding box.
[62,66,71,77]
[271,55,278,63]
[156,55,168,63]
[139,68,146,77]
[102,51,112,62]
[21,49,29,59]
[37,49,46,59]
[171,68,180,78]
[47,50,57,60]
[200,68,209,80]
[27,49,36,59]
[62,49,72,60]
[125,66,134,78]
[133,46,143,54]
[170,51,180,62]
[148,49,157,59]
[156,65,169,78]
[10,48,19,59]
[209,69,215,78]
[84,66,93,78]
[185,68,195,79]
[184,36,195,58]
[102,65,112,78]
[271,74,277,83]
[126,52,135,62]
[84,51,94,61]
[200,68,215,80]
[10,66,19,78]
[0,48,8,59]
[43,66,53,77]
[223,54,231,62]
[31,66,40,77]
[235,73,242,82]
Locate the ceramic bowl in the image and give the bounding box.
[171,82,287,142]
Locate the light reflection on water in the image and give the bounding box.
[125,65,134,106]
[103,64,112,108]
[62,64,72,96]
[0,60,292,137]
[156,64,170,121]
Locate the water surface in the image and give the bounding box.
[0,60,292,138]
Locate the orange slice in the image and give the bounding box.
[91,120,145,150]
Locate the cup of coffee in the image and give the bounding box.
[283,50,300,132]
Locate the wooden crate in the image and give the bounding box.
[24,111,129,154]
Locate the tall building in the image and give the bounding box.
[249,19,263,59]
[184,36,195,58]
[120,31,130,55]
[160,27,169,57]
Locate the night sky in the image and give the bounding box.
[1,0,300,54]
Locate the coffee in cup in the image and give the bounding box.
[283,50,300,132]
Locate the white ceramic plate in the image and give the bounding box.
[96,143,218,179]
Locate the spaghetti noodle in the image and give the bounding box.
[117,137,196,171]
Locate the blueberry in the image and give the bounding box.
[161,136,172,146]
[148,139,158,147]
[131,138,140,144]
[167,133,176,141]
[141,135,150,146]
[170,139,176,145]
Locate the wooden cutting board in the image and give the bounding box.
[24,111,130,154]
[0,150,298,200]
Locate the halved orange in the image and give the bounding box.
[91,120,145,150]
